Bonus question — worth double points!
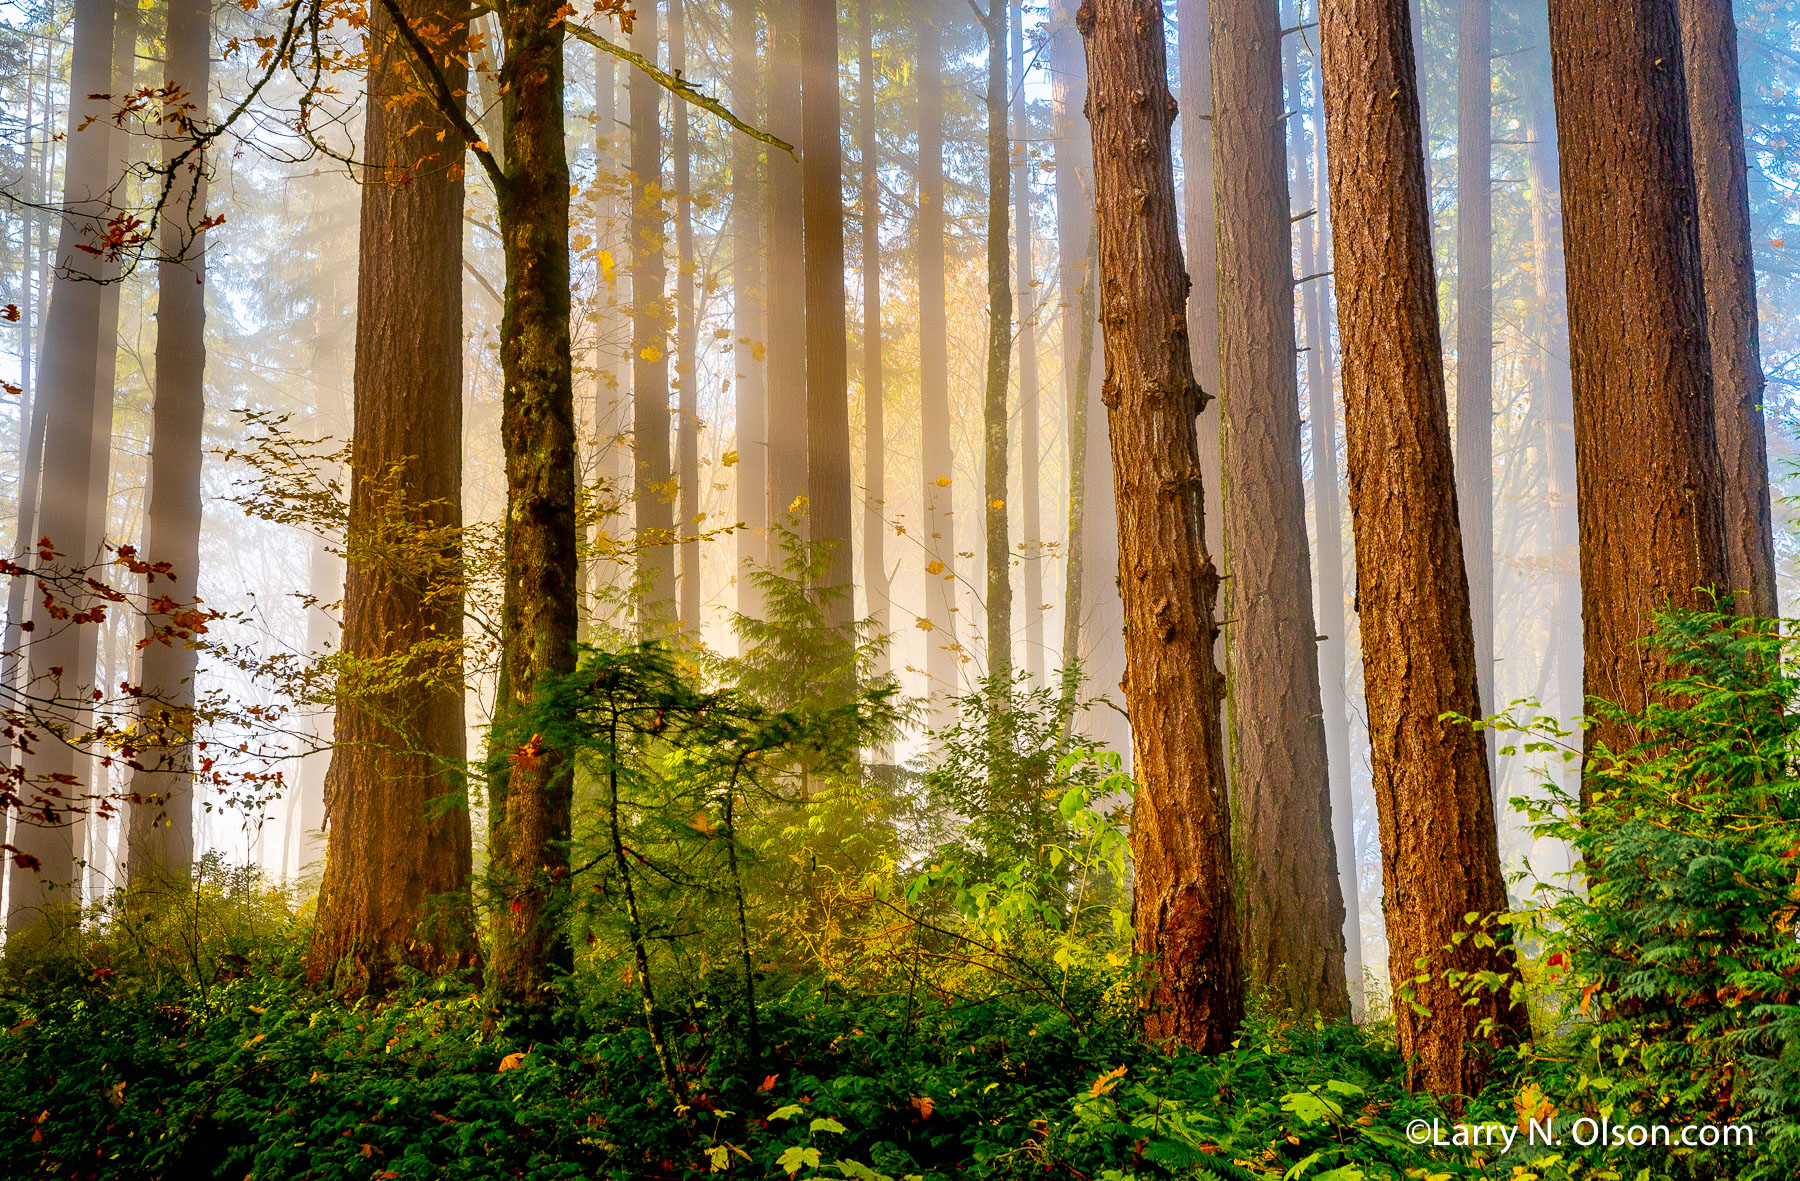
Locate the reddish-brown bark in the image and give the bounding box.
[1078,0,1242,1052]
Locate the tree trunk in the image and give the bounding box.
[1012,0,1044,686]
[630,9,674,634]
[486,0,579,1005]
[767,7,808,532]
[304,0,476,987]
[1175,0,1222,574]
[1077,0,1242,1052]
[983,1,1014,696]
[1454,0,1495,774]
[859,0,888,676]
[1544,0,1731,771]
[125,0,212,892]
[802,0,853,625]
[1317,0,1527,1097]
[8,0,116,933]
[1050,0,1095,733]
[1210,0,1347,1019]
[1520,25,1581,775]
[672,0,700,637]
[733,0,767,625]
[1298,16,1365,1016]
[918,6,958,711]
[1679,0,1776,618]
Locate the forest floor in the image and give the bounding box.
[0,933,1766,1181]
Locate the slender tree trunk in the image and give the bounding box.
[7,0,116,933]
[802,0,854,625]
[981,0,1014,699]
[1299,22,1365,1016]
[1012,0,1044,685]
[486,0,580,1004]
[125,0,211,891]
[305,0,475,986]
[859,0,888,675]
[3,44,46,704]
[1454,0,1496,774]
[1176,0,1222,573]
[1050,0,1095,732]
[1521,26,1581,771]
[1078,0,1242,1052]
[630,9,674,634]
[672,0,700,637]
[1679,0,1776,618]
[918,6,958,709]
[1210,0,1347,1018]
[767,5,808,532]
[588,44,628,636]
[1545,0,1731,774]
[733,0,768,623]
[1317,0,1528,1098]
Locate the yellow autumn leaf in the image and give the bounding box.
[926,560,945,576]
[640,345,664,362]
[788,495,809,514]
[989,499,1006,510]
[721,450,739,467]
[935,476,952,487]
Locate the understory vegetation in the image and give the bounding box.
[0,608,1794,1179]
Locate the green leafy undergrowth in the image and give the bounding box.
[0,953,1534,1181]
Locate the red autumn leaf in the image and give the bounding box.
[758,1073,778,1093]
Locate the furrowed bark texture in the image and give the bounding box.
[127,0,212,891]
[767,8,808,532]
[802,0,854,625]
[731,0,767,624]
[1078,0,1242,1052]
[983,1,1015,694]
[1679,0,1776,618]
[918,7,958,709]
[859,0,889,675]
[1544,0,1731,771]
[630,9,674,633]
[487,0,579,1004]
[1318,0,1526,1098]
[8,0,115,932]
[309,0,475,986]
[1454,0,1495,767]
[1210,0,1346,1019]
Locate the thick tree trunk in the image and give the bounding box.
[672,0,700,637]
[486,0,579,1004]
[1298,27,1364,1016]
[306,0,476,987]
[1012,0,1044,686]
[983,1,1014,696]
[1679,0,1776,618]
[859,0,888,675]
[1454,0,1495,770]
[767,7,808,532]
[630,10,674,634]
[1210,0,1346,1019]
[918,7,958,710]
[1317,0,1528,1098]
[802,0,854,625]
[731,0,767,624]
[7,0,116,933]
[1545,0,1731,771]
[126,0,212,893]
[1078,0,1242,1052]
